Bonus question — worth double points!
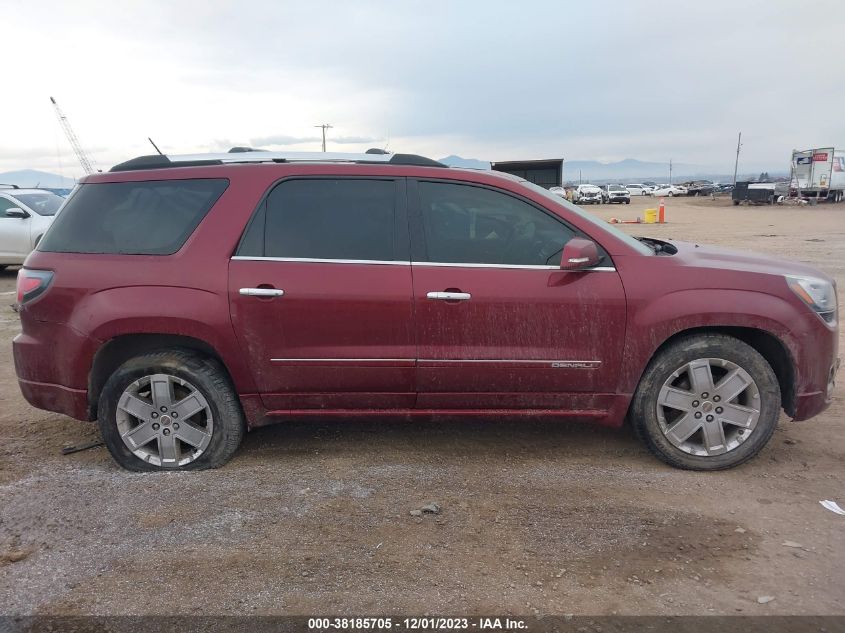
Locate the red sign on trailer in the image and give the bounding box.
[813,152,829,161]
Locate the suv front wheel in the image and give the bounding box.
[98,349,245,471]
[631,333,781,470]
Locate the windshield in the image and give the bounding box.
[523,182,653,255]
[609,185,625,191]
[11,192,66,216]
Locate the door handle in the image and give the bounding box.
[427,291,471,301]
[239,287,284,297]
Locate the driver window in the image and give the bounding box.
[418,181,575,266]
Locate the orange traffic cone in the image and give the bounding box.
[659,197,666,223]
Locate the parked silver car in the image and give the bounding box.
[0,186,66,268]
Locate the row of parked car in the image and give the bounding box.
[550,183,689,205]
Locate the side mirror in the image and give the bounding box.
[560,237,601,271]
[5,207,28,219]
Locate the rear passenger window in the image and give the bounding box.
[38,179,228,255]
[260,179,396,261]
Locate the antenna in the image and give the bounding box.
[50,96,96,175]
[148,138,163,155]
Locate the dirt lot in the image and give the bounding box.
[1,195,843,616]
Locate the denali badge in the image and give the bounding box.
[551,361,602,369]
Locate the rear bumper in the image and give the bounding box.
[16,378,90,421]
[13,325,97,422]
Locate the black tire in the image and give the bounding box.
[98,349,245,471]
[630,333,781,470]
[625,200,630,204]
[732,200,740,206]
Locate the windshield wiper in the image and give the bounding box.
[636,236,662,253]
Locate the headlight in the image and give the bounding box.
[786,275,837,324]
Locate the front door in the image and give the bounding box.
[409,179,626,411]
[228,177,415,411]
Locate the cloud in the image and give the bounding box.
[250,134,322,146]
[1,0,843,173]
[332,136,382,145]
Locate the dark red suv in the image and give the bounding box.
[12,150,839,471]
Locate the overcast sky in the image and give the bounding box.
[2,0,843,178]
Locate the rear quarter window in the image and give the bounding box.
[38,178,228,255]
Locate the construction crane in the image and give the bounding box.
[50,96,96,175]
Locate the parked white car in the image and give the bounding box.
[574,184,603,204]
[651,184,687,197]
[0,187,65,268]
[625,184,652,196]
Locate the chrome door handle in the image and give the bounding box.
[427,291,471,301]
[239,287,284,297]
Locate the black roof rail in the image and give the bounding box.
[110,150,448,172]
[0,183,21,189]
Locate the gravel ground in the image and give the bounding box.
[0,195,843,616]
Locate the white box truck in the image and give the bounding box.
[791,148,845,202]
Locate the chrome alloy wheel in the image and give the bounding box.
[115,374,214,468]
[656,358,761,456]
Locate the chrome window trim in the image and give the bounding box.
[232,255,616,272]
[232,256,411,266]
[416,262,558,270]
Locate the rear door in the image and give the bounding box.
[228,177,415,411]
[409,179,626,411]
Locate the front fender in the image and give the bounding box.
[618,289,806,394]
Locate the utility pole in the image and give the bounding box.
[669,158,673,185]
[314,124,333,152]
[579,169,582,184]
[732,132,742,186]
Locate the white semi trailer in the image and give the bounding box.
[791,148,845,203]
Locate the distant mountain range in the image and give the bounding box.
[3,159,784,190]
[0,170,78,188]
[439,155,781,183]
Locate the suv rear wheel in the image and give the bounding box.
[631,334,781,470]
[98,349,245,471]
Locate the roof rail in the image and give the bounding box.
[110,150,447,172]
[0,183,20,189]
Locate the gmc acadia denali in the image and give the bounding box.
[12,150,839,471]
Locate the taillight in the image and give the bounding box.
[16,269,54,306]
